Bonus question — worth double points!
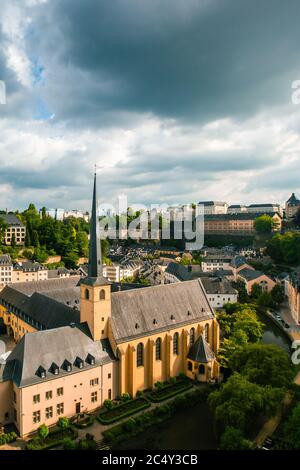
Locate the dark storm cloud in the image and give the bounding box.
[30,0,300,125]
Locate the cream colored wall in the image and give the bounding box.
[241,276,276,294]
[11,269,48,283]
[117,318,219,397]
[16,361,117,437]
[80,284,111,341]
[0,380,13,425]
[0,305,37,341]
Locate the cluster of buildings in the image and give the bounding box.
[43,208,90,222]
[0,214,26,246]
[0,175,220,437]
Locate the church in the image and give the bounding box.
[0,174,220,437]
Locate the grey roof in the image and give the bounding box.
[14,261,45,272]
[0,254,12,266]
[187,335,216,363]
[287,193,300,206]
[2,326,115,387]
[248,203,279,208]
[198,201,227,206]
[87,173,104,280]
[238,268,268,281]
[110,279,215,343]
[42,287,80,308]
[0,213,25,227]
[200,277,238,295]
[0,286,80,330]
[230,256,248,268]
[165,262,191,281]
[8,276,81,297]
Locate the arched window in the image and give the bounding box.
[155,338,162,360]
[137,343,144,367]
[205,324,209,342]
[173,333,179,355]
[199,364,205,375]
[85,289,89,300]
[100,289,105,300]
[188,361,193,371]
[189,328,195,346]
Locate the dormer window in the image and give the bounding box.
[170,315,175,320]
[50,363,59,375]
[135,323,139,329]
[36,366,46,379]
[153,319,157,325]
[75,357,84,369]
[62,359,72,372]
[86,353,95,365]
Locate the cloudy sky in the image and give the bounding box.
[1,0,300,211]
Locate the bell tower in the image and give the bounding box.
[80,172,111,341]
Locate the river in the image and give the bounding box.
[116,314,290,450]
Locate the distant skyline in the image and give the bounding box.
[1,0,300,211]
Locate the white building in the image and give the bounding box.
[198,201,228,215]
[246,203,283,216]
[227,205,247,214]
[0,255,13,290]
[200,277,238,309]
[201,254,233,272]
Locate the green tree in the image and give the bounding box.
[229,343,294,388]
[271,284,285,307]
[284,403,300,449]
[38,424,49,440]
[254,215,274,234]
[57,416,69,432]
[219,427,252,450]
[250,283,263,299]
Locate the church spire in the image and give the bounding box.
[88,171,103,278]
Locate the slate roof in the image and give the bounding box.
[1,326,115,387]
[200,277,238,295]
[0,213,24,226]
[187,335,216,363]
[165,262,191,281]
[0,254,12,266]
[14,261,45,272]
[198,201,227,206]
[287,193,300,206]
[230,256,248,268]
[110,279,215,343]
[8,276,81,297]
[0,286,80,330]
[238,268,269,281]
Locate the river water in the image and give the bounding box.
[116,314,290,450]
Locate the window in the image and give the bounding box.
[100,289,105,300]
[188,361,193,371]
[108,389,112,400]
[205,324,209,342]
[45,390,52,400]
[45,406,53,419]
[137,343,144,367]
[108,373,111,379]
[91,391,98,403]
[155,338,162,360]
[90,378,99,386]
[57,387,64,397]
[33,410,41,424]
[33,394,40,404]
[85,288,89,300]
[173,333,179,355]
[199,364,205,375]
[57,403,64,416]
[189,328,195,346]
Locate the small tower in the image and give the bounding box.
[80,172,111,341]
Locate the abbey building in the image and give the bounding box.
[0,174,220,437]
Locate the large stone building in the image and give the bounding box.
[286,271,300,324]
[0,214,26,246]
[0,255,13,290]
[204,212,282,235]
[285,193,300,220]
[0,175,220,437]
[198,201,228,215]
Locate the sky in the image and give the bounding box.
[0,0,300,211]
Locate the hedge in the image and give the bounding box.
[103,386,213,445]
[26,427,78,450]
[0,432,18,446]
[97,397,151,425]
[72,414,95,429]
[147,380,193,402]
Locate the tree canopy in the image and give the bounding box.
[266,232,300,265]
[254,215,275,234]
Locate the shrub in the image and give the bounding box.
[170,377,177,385]
[103,399,114,410]
[0,432,17,446]
[155,381,164,390]
[38,424,49,440]
[62,437,76,450]
[77,438,97,450]
[136,390,143,397]
[121,393,131,402]
[122,418,136,433]
[57,416,69,431]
